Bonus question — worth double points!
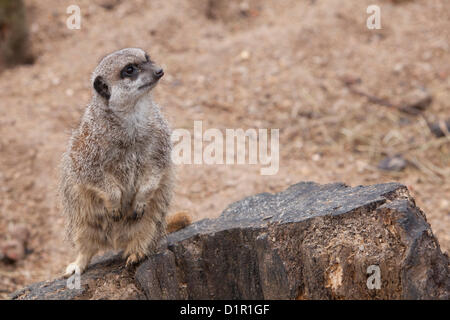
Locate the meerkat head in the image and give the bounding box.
[91,48,164,109]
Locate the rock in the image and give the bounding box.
[0,0,34,69]
[95,0,122,10]
[378,155,408,172]
[205,0,257,21]
[11,224,30,244]
[428,119,450,138]
[11,252,145,300]
[11,182,449,300]
[1,239,26,262]
[399,88,432,115]
[1,224,30,263]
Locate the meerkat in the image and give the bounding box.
[60,48,174,277]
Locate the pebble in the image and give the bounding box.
[239,50,250,61]
[0,225,30,263]
[378,155,407,172]
[1,240,26,262]
[428,119,450,138]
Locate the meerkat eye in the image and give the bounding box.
[120,64,138,78]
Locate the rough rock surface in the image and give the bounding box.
[11,182,449,300]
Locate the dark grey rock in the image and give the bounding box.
[10,251,145,300]
[11,182,449,300]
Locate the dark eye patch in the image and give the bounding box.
[120,63,139,79]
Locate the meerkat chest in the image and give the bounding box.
[111,146,148,186]
[109,97,164,191]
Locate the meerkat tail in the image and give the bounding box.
[167,212,192,233]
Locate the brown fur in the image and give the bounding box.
[166,212,192,234]
[60,48,173,276]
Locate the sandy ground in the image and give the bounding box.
[0,0,449,298]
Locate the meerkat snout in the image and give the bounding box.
[137,64,164,90]
[153,67,164,79]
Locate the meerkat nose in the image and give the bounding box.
[153,68,164,79]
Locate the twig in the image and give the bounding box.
[343,81,431,115]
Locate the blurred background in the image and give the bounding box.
[0,0,449,299]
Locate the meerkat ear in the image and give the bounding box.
[93,76,111,100]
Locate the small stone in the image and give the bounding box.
[239,50,250,61]
[422,51,433,61]
[399,88,432,115]
[1,224,30,263]
[1,240,25,262]
[378,155,407,172]
[440,199,449,210]
[393,63,404,73]
[239,2,250,15]
[96,0,121,10]
[428,119,450,138]
[12,224,30,243]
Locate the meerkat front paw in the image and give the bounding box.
[97,185,123,220]
[105,205,123,221]
[103,196,123,221]
[130,201,146,220]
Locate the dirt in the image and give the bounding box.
[0,0,449,299]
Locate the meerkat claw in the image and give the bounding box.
[111,208,123,221]
[132,202,146,220]
[125,253,140,268]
